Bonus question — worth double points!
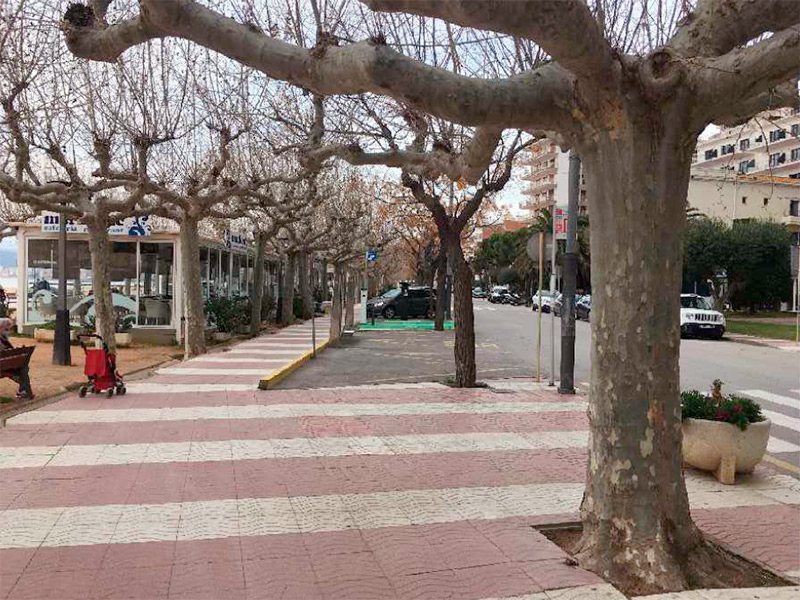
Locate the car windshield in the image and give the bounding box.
[380,289,401,299]
[533,291,555,298]
[681,296,711,310]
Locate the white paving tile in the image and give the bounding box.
[123,383,254,394]
[634,588,800,600]
[157,368,268,376]
[7,401,589,425]
[767,437,800,454]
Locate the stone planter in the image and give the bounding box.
[213,332,232,342]
[115,333,133,348]
[682,417,771,484]
[34,328,77,343]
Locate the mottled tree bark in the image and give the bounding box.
[434,245,447,331]
[329,262,343,342]
[575,105,704,593]
[446,234,476,387]
[299,251,313,320]
[280,252,296,326]
[249,231,267,337]
[86,220,116,354]
[180,215,206,358]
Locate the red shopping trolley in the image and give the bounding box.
[77,334,126,398]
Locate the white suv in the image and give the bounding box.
[680,294,725,339]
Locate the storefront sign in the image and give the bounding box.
[224,229,249,251]
[554,206,567,240]
[41,213,152,236]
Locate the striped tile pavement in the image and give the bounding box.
[0,378,798,599]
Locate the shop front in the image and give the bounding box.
[14,221,275,344]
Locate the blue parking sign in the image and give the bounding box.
[366,250,378,263]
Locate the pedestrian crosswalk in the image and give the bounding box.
[737,389,800,459]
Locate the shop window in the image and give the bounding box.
[109,242,138,328]
[26,239,57,323]
[231,254,241,295]
[209,248,220,297]
[248,256,255,294]
[239,255,247,296]
[220,251,230,297]
[200,246,210,299]
[138,242,174,326]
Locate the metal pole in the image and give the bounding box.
[535,231,544,382]
[549,211,557,387]
[559,153,581,395]
[53,207,71,365]
[311,255,317,356]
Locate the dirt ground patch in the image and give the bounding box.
[0,337,177,408]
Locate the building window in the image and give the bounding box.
[763,197,769,206]
[791,148,800,162]
[738,160,751,174]
[769,152,786,167]
[741,196,747,205]
[755,134,764,143]
[769,129,787,143]
[791,200,800,217]
[231,254,241,295]
[220,251,230,297]
[209,248,220,297]
[792,124,800,138]
[199,246,210,299]
[739,139,750,151]
[138,243,173,326]
[790,173,800,180]
[720,144,734,155]
[704,149,718,160]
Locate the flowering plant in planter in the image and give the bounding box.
[681,380,764,431]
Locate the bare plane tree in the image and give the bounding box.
[61,0,800,590]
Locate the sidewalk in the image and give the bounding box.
[0,378,797,599]
[726,333,800,352]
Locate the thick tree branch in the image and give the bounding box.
[692,25,800,125]
[713,79,799,126]
[671,0,800,57]
[62,0,577,131]
[362,0,615,86]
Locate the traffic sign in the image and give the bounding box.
[366,249,378,263]
[554,206,567,240]
[526,233,554,262]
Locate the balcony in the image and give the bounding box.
[782,215,800,231]
[526,180,556,196]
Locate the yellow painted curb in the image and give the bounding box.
[258,339,331,390]
[763,453,800,475]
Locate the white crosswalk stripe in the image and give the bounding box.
[738,389,800,457]
[741,390,799,411]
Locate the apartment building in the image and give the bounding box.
[519,138,586,218]
[692,108,800,178]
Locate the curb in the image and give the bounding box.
[725,334,799,350]
[258,339,331,390]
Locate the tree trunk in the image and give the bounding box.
[180,215,206,358]
[86,220,116,354]
[344,269,355,328]
[575,115,705,593]
[249,231,266,337]
[280,253,296,326]
[446,234,476,387]
[299,251,313,320]
[434,246,447,331]
[329,262,343,342]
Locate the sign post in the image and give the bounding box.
[364,250,377,324]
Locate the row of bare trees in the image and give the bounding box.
[57,0,800,591]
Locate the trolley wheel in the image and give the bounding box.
[117,385,127,396]
[78,386,88,398]
[106,387,114,398]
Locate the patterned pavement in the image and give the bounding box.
[0,364,798,598]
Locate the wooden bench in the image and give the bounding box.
[0,346,35,380]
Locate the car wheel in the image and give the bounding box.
[427,307,435,319]
[383,306,396,319]
[78,386,87,398]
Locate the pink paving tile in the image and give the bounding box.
[450,562,541,600]
[26,544,109,573]
[518,559,604,590]
[693,504,800,573]
[242,555,317,588]
[149,375,259,385]
[318,576,398,600]
[424,524,508,570]
[470,519,569,562]
[362,527,448,577]
[89,564,172,599]
[312,551,386,583]
[171,589,247,600]
[173,536,242,565]
[240,533,307,562]
[7,567,98,600]
[0,549,35,579]
[303,530,370,558]
[168,559,246,596]
[388,569,460,600]
[245,580,322,600]
[0,572,21,600]
[101,542,177,571]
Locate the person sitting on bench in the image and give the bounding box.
[0,318,34,400]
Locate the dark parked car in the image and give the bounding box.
[472,287,487,299]
[367,287,436,319]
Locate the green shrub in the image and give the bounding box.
[205,295,251,333]
[0,287,8,318]
[681,382,764,431]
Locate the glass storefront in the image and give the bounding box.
[231,254,241,295]
[26,237,174,328]
[220,251,230,297]
[200,246,210,299]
